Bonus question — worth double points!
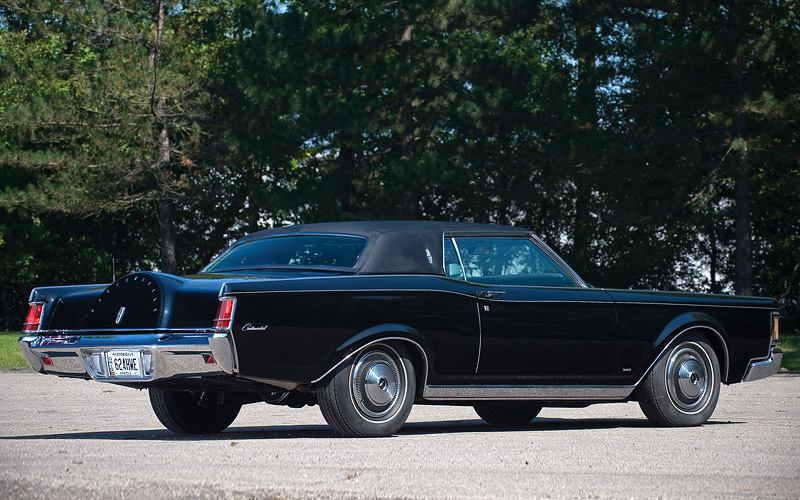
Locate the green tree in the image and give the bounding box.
[0,0,222,273]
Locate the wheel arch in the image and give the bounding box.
[638,315,731,387]
[310,323,431,398]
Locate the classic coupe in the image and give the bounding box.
[19,221,782,437]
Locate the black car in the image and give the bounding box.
[19,221,782,437]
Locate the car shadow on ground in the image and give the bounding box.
[0,416,744,442]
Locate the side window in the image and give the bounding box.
[443,238,465,280]
[454,237,575,287]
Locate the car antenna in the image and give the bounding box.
[112,258,116,282]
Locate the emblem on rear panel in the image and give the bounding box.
[115,307,126,325]
[242,323,269,331]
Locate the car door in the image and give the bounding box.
[447,235,618,385]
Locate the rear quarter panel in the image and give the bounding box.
[225,275,479,385]
[608,290,777,384]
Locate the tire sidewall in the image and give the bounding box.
[648,336,721,426]
[329,343,416,437]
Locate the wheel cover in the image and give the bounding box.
[350,348,405,421]
[665,343,713,414]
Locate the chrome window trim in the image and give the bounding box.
[450,237,468,280]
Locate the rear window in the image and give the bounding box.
[203,235,367,272]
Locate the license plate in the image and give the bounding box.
[106,350,143,378]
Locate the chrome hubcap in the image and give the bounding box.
[363,363,396,407]
[351,348,404,420]
[666,344,711,413]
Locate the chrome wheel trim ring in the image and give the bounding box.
[350,346,405,421]
[665,343,713,414]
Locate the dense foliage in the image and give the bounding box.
[1,0,798,332]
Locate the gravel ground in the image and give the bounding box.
[0,370,798,499]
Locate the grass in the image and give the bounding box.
[1,331,798,371]
[0,332,28,369]
[779,333,800,372]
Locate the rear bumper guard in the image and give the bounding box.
[18,331,238,383]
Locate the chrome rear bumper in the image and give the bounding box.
[18,331,238,383]
[742,347,783,383]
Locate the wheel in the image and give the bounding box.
[149,389,241,434]
[636,335,720,426]
[317,343,416,437]
[474,405,542,425]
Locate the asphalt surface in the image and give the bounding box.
[0,370,798,499]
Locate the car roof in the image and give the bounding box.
[237,221,533,275]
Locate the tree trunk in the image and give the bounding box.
[570,0,600,274]
[397,17,420,220]
[150,0,177,274]
[159,198,177,274]
[729,0,752,296]
[338,139,357,216]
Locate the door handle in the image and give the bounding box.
[478,290,505,299]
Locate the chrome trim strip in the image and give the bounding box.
[228,287,477,299]
[742,348,783,383]
[310,337,429,387]
[475,302,482,374]
[26,328,217,335]
[613,301,776,310]
[634,325,730,386]
[422,384,635,401]
[470,298,616,304]
[224,285,613,303]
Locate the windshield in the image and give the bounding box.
[203,235,367,273]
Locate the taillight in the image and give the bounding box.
[213,298,236,329]
[772,312,780,342]
[23,303,44,333]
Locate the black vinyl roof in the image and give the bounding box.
[238,221,532,275]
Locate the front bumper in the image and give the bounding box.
[742,346,783,383]
[18,331,238,383]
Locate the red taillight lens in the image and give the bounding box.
[23,303,44,333]
[213,298,235,329]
